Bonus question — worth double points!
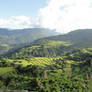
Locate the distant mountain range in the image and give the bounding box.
[41,29,92,48]
[0,28,59,56]
[6,29,92,58]
[0,28,59,45]
[1,28,92,91]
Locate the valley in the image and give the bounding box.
[0,29,92,91]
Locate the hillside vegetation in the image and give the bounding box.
[6,40,71,58]
[0,29,92,91]
[0,48,92,91]
[42,29,92,48]
[0,28,59,56]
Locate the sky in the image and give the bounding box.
[0,0,92,33]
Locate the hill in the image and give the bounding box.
[6,40,71,58]
[0,29,92,91]
[42,29,92,48]
[0,28,58,45]
[6,29,92,58]
[0,48,92,91]
[0,28,59,56]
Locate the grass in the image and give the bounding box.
[28,57,55,66]
[4,57,55,67]
[0,67,15,76]
[2,57,76,67]
[44,40,71,48]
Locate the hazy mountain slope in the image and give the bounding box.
[1,29,92,91]
[6,40,71,58]
[6,29,92,58]
[42,29,92,48]
[0,28,59,56]
[0,28,59,45]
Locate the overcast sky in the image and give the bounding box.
[0,0,92,33]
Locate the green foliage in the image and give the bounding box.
[0,67,15,76]
[0,28,58,56]
[1,29,92,91]
[0,49,92,91]
[7,40,71,58]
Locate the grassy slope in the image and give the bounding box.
[0,67,15,76]
[7,40,71,58]
[0,48,92,91]
[4,57,56,67]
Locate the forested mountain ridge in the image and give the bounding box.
[41,29,92,48]
[0,29,92,91]
[0,28,59,45]
[6,40,71,58]
[1,28,92,57]
[0,47,92,91]
[6,29,92,58]
[0,28,59,56]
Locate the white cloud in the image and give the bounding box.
[0,16,32,29]
[37,0,92,33]
[1,0,92,33]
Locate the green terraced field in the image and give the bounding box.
[3,57,56,66]
[0,67,15,75]
[42,40,71,48]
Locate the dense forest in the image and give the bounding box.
[0,29,92,92]
[0,48,92,91]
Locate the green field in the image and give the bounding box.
[3,57,56,67]
[0,67,15,76]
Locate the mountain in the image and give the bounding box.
[7,40,71,58]
[1,47,92,91]
[41,29,92,48]
[6,29,92,58]
[0,28,59,56]
[0,29,92,91]
[0,28,59,45]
